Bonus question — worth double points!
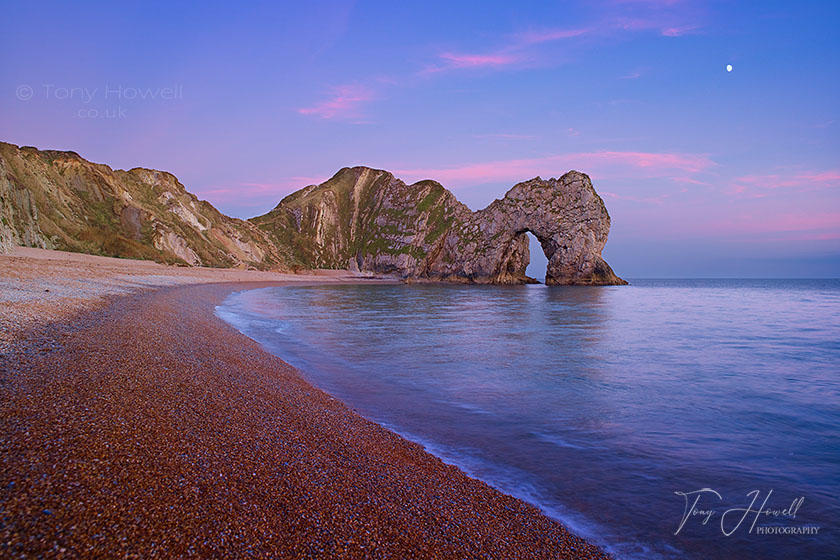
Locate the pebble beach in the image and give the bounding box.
[0,248,609,559]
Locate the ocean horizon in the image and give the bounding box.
[217,278,840,559]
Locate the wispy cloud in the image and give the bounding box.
[670,176,710,186]
[608,0,704,37]
[729,170,840,196]
[423,26,589,74]
[615,17,700,36]
[601,191,670,205]
[394,150,715,187]
[515,28,591,45]
[197,176,327,206]
[439,52,520,69]
[802,171,840,183]
[298,84,375,120]
[421,51,524,74]
[421,0,700,77]
[473,133,536,140]
[703,212,840,238]
[612,0,685,5]
[765,212,840,233]
[660,25,698,36]
[585,151,714,173]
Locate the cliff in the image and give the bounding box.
[0,142,289,269]
[1,143,625,284]
[252,167,626,285]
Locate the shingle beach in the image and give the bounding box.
[0,248,609,559]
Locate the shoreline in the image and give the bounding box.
[0,247,393,354]
[0,249,609,558]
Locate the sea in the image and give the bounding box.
[215,279,840,559]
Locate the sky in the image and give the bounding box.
[2,0,838,277]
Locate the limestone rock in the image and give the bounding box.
[252,167,626,285]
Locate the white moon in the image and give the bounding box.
[726,64,733,72]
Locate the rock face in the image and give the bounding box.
[252,167,626,285]
[436,173,625,285]
[0,142,288,268]
[1,143,625,284]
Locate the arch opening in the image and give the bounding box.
[523,230,548,283]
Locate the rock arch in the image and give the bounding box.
[425,171,627,285]
[253,166,626,286]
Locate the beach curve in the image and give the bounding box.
[0,250,609,559]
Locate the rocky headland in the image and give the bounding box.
[1,142,625,285]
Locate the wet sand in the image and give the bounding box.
[0,249,609,558]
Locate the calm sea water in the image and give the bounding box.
[216,279,840,559]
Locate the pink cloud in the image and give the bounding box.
[660,25,698,36]
[587,151,713,173]
[196,176,327,206]
[423,27,588,75]
[601,191,670,205]
[422,52,522,73]
[393,150,715,187]
[760,232,840,242]
[473,133,536,140]
[616,17,699,36]
[609,0,702,39]
[704,212,840,238]
[670,176,709,186]
[756,212,840,233]
[420,4,699,78]
[616,18,657,31]
[516,28,590,44]
[612,0,684,5]
[800,171,840,183]
[298,84,374,119]
[441,52,518,67]
[730,170,840,196]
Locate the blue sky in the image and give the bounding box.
[2,0,838,277]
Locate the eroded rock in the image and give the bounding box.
[253,167,626,285]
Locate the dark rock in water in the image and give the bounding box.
[252,167,626,285]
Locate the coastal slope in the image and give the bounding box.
[0,142,289,269]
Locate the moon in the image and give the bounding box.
[726,64,733,72]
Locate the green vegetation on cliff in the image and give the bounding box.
[0,142,285,268]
